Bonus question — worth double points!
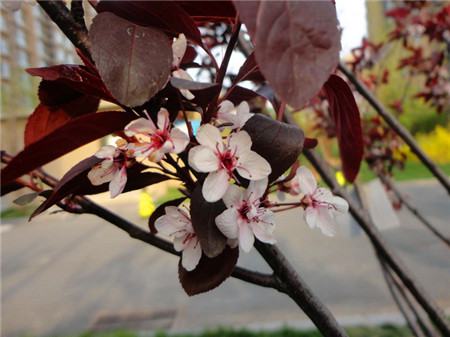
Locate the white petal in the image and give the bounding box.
[188,145,219,172]
[156,206,190,236]
[229,130,252,155]
[222,184,244,208]
[173,236,187,252]
[170,128,189,153]
[157,108,170,130]
[313,187,333,203]
[251,217,276,245]
[237,151,272,181]
[305,206,318,229]
[202,169,230,202]
[87,164,115,186]
[181,88,195,100]
[94,145,116,159]
[236,101,254,128]
[109,165,127,198]
[181,238,202,271]
[330,196,349,213]
[215,208,239,239]
[127,142,153,158]
[172,33,187,67]
[239,222,255,253]
[124,118,156,136]
[196,124,223,150]
[246,178,268,202]
[296,166,317,195]
[316,207,336,237]
[218,100,234,114]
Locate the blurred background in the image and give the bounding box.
[1,1,449,337]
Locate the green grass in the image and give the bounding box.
[72,325,412,337]
[358,161,450,183]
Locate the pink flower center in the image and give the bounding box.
[151,129,170,149]
[219,149,237,173]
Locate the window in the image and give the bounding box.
[36,40,45,57]
[13,9,24,27]
[0,39,8,55]
[55,48,65,62]
[15,29,26,48]
[1,61,10,79]
[17,49,28,67]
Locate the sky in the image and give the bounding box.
[336,0,368,56]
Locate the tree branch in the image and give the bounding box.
[255,242,348,337]
[338,62,450,195]
[377,172,450,248]
[37,1,91,61]
[303,148,450,336]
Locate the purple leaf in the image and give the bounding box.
[190,184,227,258]
[1,111,136,185]
[323,74,363,182]
[243,114,304,182]
[235,1,341,109]
[178,246,238,296]
[89,12,172,107]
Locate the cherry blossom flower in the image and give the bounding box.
[171,33,195,100]
[188,124,271,202]
[155,206,202,271]
[125,108,189,162]
[217,100,254,129]
[215,178,276,252]
[87,140,131,198]
[294,166,349,236]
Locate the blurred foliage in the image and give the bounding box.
[403,125,450,164]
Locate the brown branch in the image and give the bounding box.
[70,0,87,33]
[379,259,427,337]
[37,1,91,61]
[303,148,450,336]
[377,173,450,248]
[338,62,450,195]
[255,242,348,337]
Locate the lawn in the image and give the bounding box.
[357,161,450,182]
[75,326,412,337]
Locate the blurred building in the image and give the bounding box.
[0,2,101,182]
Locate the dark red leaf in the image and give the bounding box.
[385,7,410,19]
[233,52,263,84]
[235,1,341,109]
[178,246,238,296]
[176,1,236,23]
[225,86,261,106]
[148,197,187,234]
[323,74,363,182]
[1,111,136,185]
[89,12,172,107]
[96,1,204,47]
[190,183,227,258]
[24,104,71,146]
[243,114,304,182]
[304,137,318,150]
[38,80,100,118]
[1,181,24,196]
[27,65,114,102]
[31,158,170,219]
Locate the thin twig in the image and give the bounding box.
[377,172,450,248]
[338,62,450,195]
[303,147,450,336]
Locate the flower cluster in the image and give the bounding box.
[86,33,349,271]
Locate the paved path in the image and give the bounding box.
[2,180,450,337]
